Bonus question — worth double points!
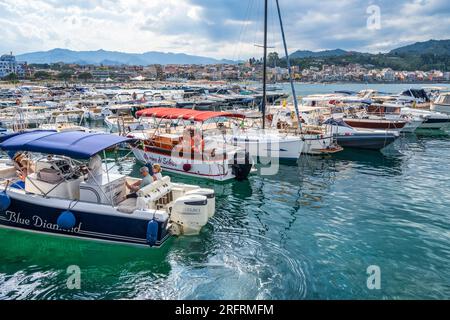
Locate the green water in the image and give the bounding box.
[0,83,449,299]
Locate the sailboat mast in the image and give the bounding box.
[276,0,301,129]
[262,0,268,129]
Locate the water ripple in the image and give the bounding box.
[0,131,449,299]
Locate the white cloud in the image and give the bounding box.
[0,0,448,59]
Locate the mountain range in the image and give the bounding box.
[16,48,235,66]
[15,39,450,67]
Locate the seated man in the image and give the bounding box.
[125,166,153,198]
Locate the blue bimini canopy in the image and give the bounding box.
[0,130,135,159]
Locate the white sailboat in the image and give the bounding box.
[218,0,305,162]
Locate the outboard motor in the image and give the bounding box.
[232,151,252,181]
[170,194,209,235]
[185,188,215,218]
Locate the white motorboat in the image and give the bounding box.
[226,127,305,160]
[0,130,215,247]
[402,106,450,130]
[104,105,149,133]
[323,118,399,150]
[431,92,450,115]
[267,106,342,155]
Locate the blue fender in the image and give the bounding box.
[57,210,76,230]
[0,191,11,211]
[146,220,159,246]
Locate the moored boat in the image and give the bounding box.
[430,92,450,115]
[324,118,399,150]
[0,130,215,247]
[343,118,407,131]
[129,108,254,182]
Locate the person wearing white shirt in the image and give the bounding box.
[152,163,163,181]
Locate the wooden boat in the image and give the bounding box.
[343,118,407,131]
[128,108,253,182]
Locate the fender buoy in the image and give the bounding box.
[57,210,76,229]
[183,163,192,172]
[0,191,11,211]
[146,219,159,246]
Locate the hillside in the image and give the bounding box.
[389,39,450,55]
[283,39,450,71]
[289,49,348,59]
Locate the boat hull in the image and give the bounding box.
[0,191,169,248]
[132,147,237,181]
[343,119,406,131]
[336,133,397,150]
[430,103,450,115]
[227,134,304,161]
[419,117,450,130]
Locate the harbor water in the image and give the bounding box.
[0,83,449,299]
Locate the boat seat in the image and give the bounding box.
[117,197,138,214]
[38,168,64,184]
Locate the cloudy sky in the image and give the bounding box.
[0,0,449,59]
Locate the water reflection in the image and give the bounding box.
[333,148,404,176]
[1,123,448,299]
[0,228,172,299]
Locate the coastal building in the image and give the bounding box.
[92,70,110,79]
[0,52,28,78]
[444,72,450,81]
[382,68,395,81]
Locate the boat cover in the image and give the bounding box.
[0,130,134,159]
[136,107,245,122]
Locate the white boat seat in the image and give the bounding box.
[117,197,138,214]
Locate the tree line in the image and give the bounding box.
[248,51,450,71]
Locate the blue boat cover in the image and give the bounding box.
[0,130,134,159]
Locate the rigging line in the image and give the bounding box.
[269,0,278,68]
[232,0,253,63]
[241,0,255,66]
[253,0,262,62]
[275,0,301,129]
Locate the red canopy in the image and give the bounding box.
[136,107,245,122]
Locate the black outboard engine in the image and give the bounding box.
[232,151,252,181]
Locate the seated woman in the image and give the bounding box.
[152,164,162,181]
[13,152,33,181]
